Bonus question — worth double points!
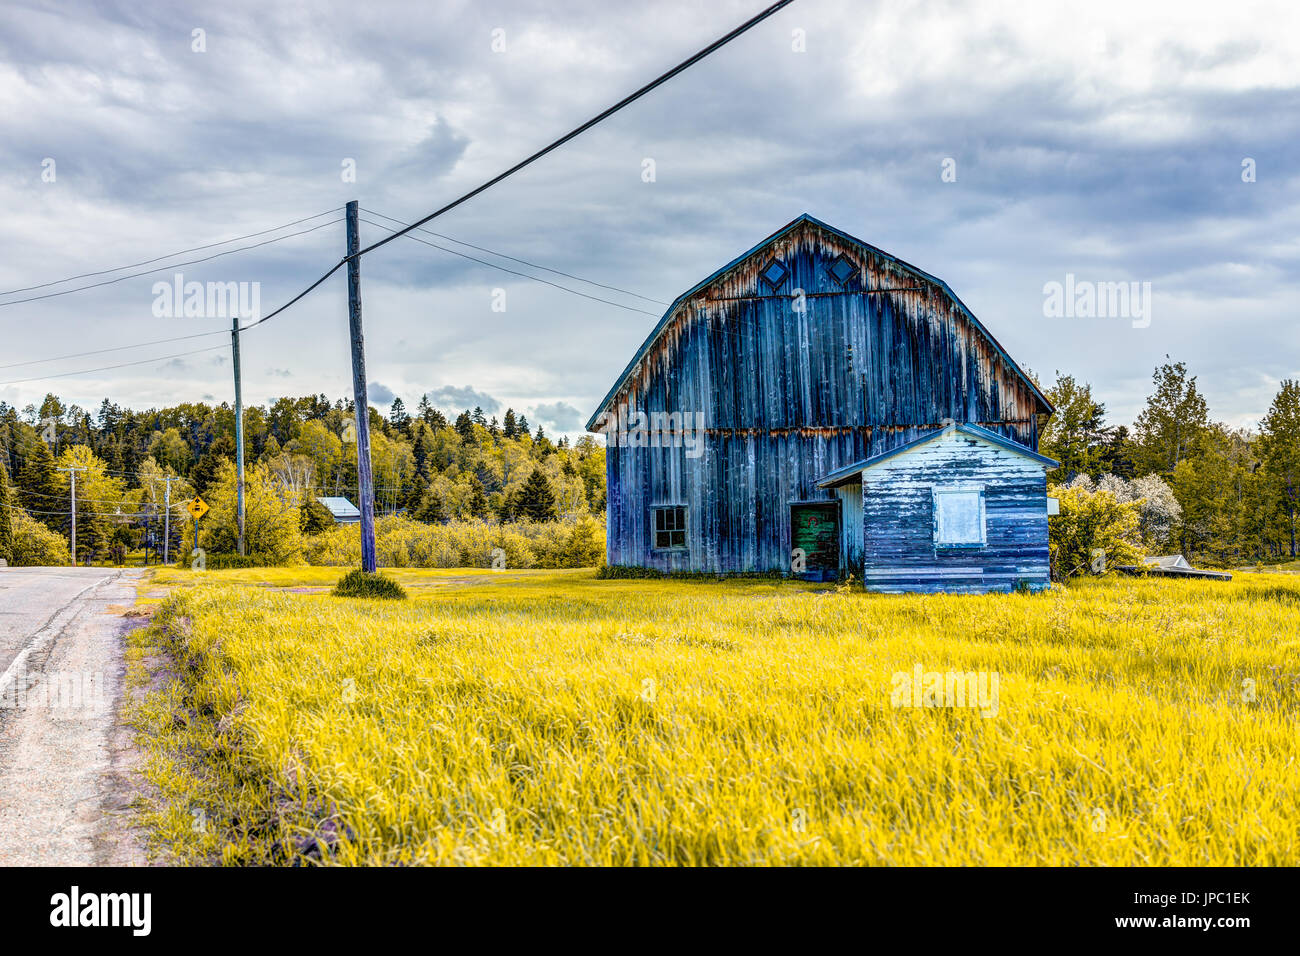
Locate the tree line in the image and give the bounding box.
[1037,358,1300,565]
[0,392,606,565]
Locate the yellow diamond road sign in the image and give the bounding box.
[186,497,209,521]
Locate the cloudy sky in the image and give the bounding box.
[0,0,1296,435]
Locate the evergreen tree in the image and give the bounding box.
[1097,425,1137,479]
[19,437,59,531]
[191,433,236,496]
[516,467,556,520]
[389,397,410,433]
[1260,379,1300,557]
[516,414,530,437]
[401,477,426,515]
[454,411,475,444]
[417,396,448,430]
[1039,372,1109,482]
[495,487,517,522]
[412,429,428,474]
[0,459,13,563]
[503,408,518,438]
[415,484,448,523]
[1134,358,1209,476]
[71,493,108,565]
[466,478,488,518]
[299,498,334,535]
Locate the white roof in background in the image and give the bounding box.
[316,496,360,519]
[1143,555,1192,569]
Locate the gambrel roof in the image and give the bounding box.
[587,213,1052,431]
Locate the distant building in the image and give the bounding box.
[316,496,361,524]
[1134,555,1232,581]
[587,214,1058,592]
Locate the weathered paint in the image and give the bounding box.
[845,427,1053,593]
[833,482,864,571]
[791,502,840,580]
[591,215,1053,581]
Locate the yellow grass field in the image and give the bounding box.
[128,568,1300,865]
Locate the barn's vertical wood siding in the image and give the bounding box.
[598,218,1046,576]
[855,431,1050,592]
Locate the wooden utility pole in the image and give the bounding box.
[57,465,85,566]
[162,474,180,564]
[345,200,377,573]
[232,315,246,556]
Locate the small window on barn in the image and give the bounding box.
[759,258,788,290]
[933,488,986,548]
[652,506,688,550]
[827,253,857,287]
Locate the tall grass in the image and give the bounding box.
[129,571,1300,865]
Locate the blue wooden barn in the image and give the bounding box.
[586,214,1058,593]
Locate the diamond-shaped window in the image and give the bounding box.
[760,259,788,290]
[828,254,857,286]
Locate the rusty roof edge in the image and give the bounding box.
[585,213,1053,432]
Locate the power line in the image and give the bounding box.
[361,208,668,305]
[0,329,228,372]
[0,3,795,386]
[0,208,341,296]
[351,1,796,259]
[245,1,795,332]
[18,490,139,506]
[1,501,160,518]
[0,344,227,387]
[358,216,661,316]
[238,258,346,330]
[0,217,343,308]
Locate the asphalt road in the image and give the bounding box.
[0,567,147,866]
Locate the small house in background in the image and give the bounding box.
[316,496,361,525]
[588,213,1058,593]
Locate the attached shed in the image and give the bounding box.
[818,423,1058,592]
[586,213,1055,591]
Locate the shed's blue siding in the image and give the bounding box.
[592,215,1052,584]
[855,430,1052,593]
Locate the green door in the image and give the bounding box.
[791,503,840,581]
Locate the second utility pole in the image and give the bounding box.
[162,474,180,564]
[232,315,246,556]
[58,464,85,567]
[345,200,377,573]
